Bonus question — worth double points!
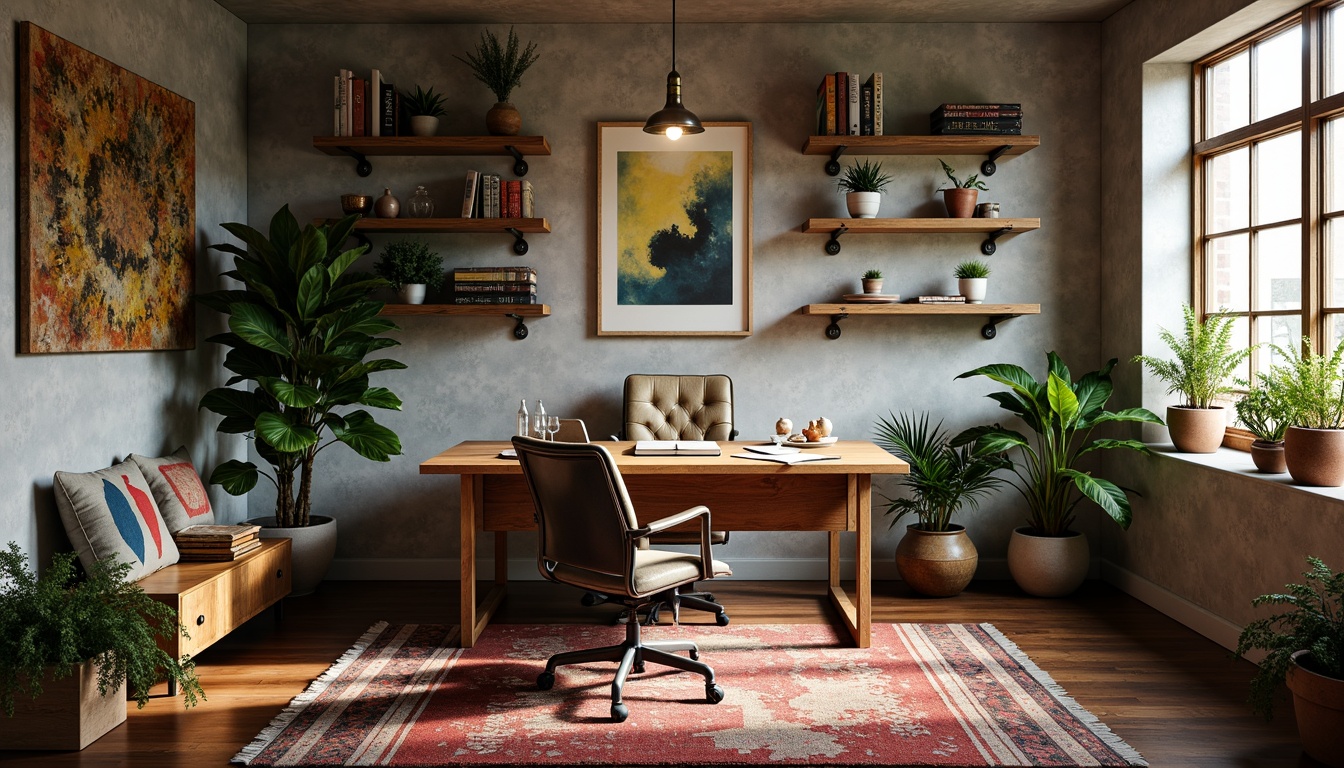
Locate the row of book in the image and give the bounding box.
[816,72,884,136]
[905,295,968,304]
[461,172,535,219]
[930,103,1023,135]
[334,68,403,138]
[173,524,262,562]
[452,266,539,305]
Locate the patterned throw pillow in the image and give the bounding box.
[54,460,180,581]
[129,446,215,533]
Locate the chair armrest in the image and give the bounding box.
[630,506,714,580]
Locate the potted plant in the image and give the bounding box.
[874,412,1007,597]
[837,159,892,218]
[374,239,445,305]
[454,26,540,136]
[198,206,406,595]
[1132,304,1252,453]
[404,84,447,137]
[1235,374,1290,473]
[1265,337,1344,486]
[0,543,202,750]
[938,159,989,218]
[954,260,990,304]
[861,268,884,294]
[1235,556,1344,767]
[952,352,1164,597]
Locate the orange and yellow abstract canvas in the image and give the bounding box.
[18,22,195,353]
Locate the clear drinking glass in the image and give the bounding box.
[546,415,561,441]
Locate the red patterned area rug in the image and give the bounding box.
[233,622,1145,767]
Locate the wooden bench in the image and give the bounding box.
[136,539,292,694]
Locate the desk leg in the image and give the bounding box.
[460,475,507,648]
[826,474,872,648]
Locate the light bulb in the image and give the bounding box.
[665,126,683,140]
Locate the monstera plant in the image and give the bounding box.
[198,206,404,529]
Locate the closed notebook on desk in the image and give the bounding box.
[634,440,721,456]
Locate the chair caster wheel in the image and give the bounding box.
[634,662,646,674]
[689,649,700,660]
[611,703,629,723]
[580,592,600,607]
[537,672,555,690]
[706,684,725,704]
[715,613,731,626]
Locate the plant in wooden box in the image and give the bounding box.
[454,26,540,136]
[938,159,988,218]
[874,412,1007,597]
[374,239,445,305]
[1132,304,1253,453]
[1235,374,1290,473]
[954,259,990,304]
[861,268,884,294]
[952,353,1163,597]
[1235,556,1344,767]
[198,206,406,595]
[404,84,447,137]
[837,159,891,218]
[0,543,202,750]
[1264,337,1344,486]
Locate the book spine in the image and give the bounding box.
[521,180,534,218]
[452,282,537,293]
[860,85,873,136]
[931,118,1024,129]
[848,72,860,135]
[939,102,1022,111]
[351,77,364,136]
[369,69,381,137]
[333,74,342,136]
[873,72,883,136]
[818,74,836,135]
[393,89,402,136]
[491,175,501,218]
[454,272,537,283]
[343,69,352,138]
[934,109,1023,118]
[381,83,395,136]
[834,72,847,137]
[452,294,539,305]
[461,170,479,218]
[507,180,521,219]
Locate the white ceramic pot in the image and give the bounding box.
[846,191,881,218]
[249,515,337,596]
[398,283,427,304]
[958,277,987,304]
[409,115,440,137]
[1006,527,1089,597]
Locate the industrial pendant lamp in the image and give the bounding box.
[643,0,703,140]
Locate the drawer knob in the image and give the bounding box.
[276,569,284,579]
[196,614,206,626]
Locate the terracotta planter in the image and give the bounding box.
[894,524,978,597]
[1006,527,1089,597]
[862,278,884,294]
[1284,426,1344,486]
[1287,650,1344,767]
[1165,406,1226,453]
[486,101,521,136]
[1250,440,1287,474]
[943,188,978,218]
[0,660,126,750]
[250,514,337,596]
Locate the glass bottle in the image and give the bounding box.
[407,185,435,218]
[534,400,547,438]
[516,399,529,437]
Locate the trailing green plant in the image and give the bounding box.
[0,543,203,716]
[874,412,1008,532]
[952,352,1164,536]
[938,159,989,190]
[1235,374,1290,443]
[454,26,540,103]
[1264,337,1344,429]
[403,84,447,117]
[1131,304,1254,409]
[1234,556,1344,719]
[863,268,883,280]
[198,205,406,528]
[954,260,990,279]
[837,159,892,194]
[374,239,445,290]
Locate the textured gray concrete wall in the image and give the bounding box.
[245,22,1104,578]
[0,0,249,566]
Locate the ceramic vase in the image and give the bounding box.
[1284,426,1344,486]
[846,191,881,218]
[1287,650,1344,768]
[943,188,979,218]
[1007,527,1089,597]
[398,284,427,304]
[958,277,988,304]
[374,188,400,218]
[1165,406,1226,453]
[894,524,978,597]
[486,101,522,136]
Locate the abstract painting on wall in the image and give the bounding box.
[18,21,196,354]
[597,122,752,336]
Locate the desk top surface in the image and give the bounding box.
[420,440,908,476]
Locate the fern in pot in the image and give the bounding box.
[1264,337,1344,486]
[837,159,891,219]
[1235,373,1290,473]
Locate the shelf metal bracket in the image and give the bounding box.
[980,145,1013,177]
[981,314,1022,340]
[825,145,848,176]
[508,313,531,340]
[980,225,1013,256]
[825,224,849,255]
[505,145,529,177]
[505,227,530,255]
[334,145,373,177]
[825,313,849,340]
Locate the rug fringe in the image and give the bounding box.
[979,623,1149,767]
[231,620,391,765]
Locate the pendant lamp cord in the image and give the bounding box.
[672,0,677,71]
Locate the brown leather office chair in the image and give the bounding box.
[512,436,729,723]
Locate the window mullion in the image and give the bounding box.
[1308,3,1324,353]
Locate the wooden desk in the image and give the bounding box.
[420,440,907,649]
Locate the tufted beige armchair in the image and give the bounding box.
[621,374,738,441]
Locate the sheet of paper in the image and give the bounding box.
[732,452,840,464]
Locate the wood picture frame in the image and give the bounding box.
[596,122,752,336]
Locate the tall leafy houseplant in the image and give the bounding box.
[199,206,405,528]
[1266,337,1344,486]
[454,26,540,136]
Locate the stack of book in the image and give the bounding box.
[452,266,538,305]
[332,68,400,137]
[173,524,262,562]
[905,295,968,304]
[930,103,1022,135]
[815,72,883,136]
[460,172,535,219]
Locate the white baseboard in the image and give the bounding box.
[1100,559,1254,657]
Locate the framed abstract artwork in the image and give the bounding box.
[18,22,196,354]
[597,122,752,336]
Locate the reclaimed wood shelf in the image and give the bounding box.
[799,302,1041,340]
[379,303,551,340]
[802,135,1040,176]
[313,135,551,177]
[317,217,550,255]
[801,217,1040,255]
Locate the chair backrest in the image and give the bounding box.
[553,418,589,443]
[511,436,638,587]
[623,374,735,441]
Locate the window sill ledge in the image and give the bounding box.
[1148,443,1344,503]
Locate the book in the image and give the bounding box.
[344,69,353,138]
[847,72,860,135]
[454,267,537,282]
[506,180,521,219]
[939,102,1021,111]
[634,440,721,456]
[173,524,262,544]
[380,81,396,136]
[461,170,480,218]
[451,294,539,305]
[351,76,365,136]
[907,296,968,304]
[860,84,873,136]
[452,282,537,293]
[333,74,342,136]
[931,117,1023,132]
[521,180,534,218]
[369,69,382,136]
[177,538,264,562]
[835,71,847,136]
[732,451,840,464]
[933,108,1023,118]
[865,73,883,135]
[817,73,836,135]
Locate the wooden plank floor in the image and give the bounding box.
[0,579,1308,767]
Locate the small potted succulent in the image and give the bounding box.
[938,159,989,218]
[1235,374,1290,473]
[1265,337,1344,486]
[454,26,540,136]
[954,260,990,304]
[374,239,445,305]
[404,85,447,137]
[862,268,884,294]
[837,159,892,218]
